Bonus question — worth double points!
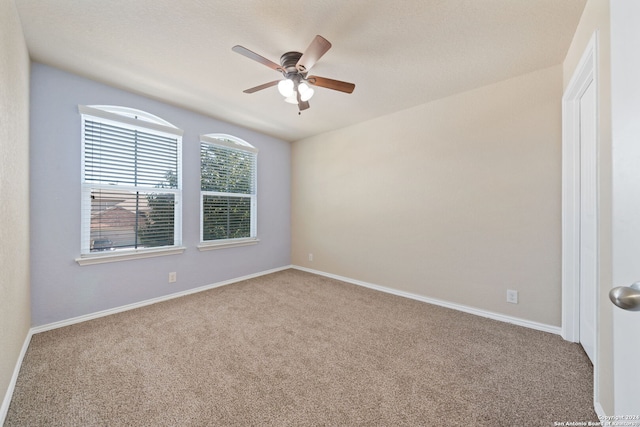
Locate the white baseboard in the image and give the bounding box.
[31,265,291,334]
[292,265,562,335]
[1,329,34,426]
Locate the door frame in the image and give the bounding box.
[561,30,599,398]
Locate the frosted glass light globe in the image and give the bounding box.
[278,79,294,97]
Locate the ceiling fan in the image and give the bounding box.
[232,35,355,113]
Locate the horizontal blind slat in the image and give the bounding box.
[84,119,178,188]
[87,188,176,251]
[201,194,251,241]
[200,143,256,194]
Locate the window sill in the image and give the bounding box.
[197,238,259,251]
[75,246,186,266]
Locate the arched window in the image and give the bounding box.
[78,105,184,263]
[199,134,258,249]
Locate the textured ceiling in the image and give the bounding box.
[15,0,586,142]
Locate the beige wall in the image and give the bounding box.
[292,65,563,326]
[0,0,31,416]
[562,0,613,415]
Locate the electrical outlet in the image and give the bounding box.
[308,253,313,262]
[169,272,177,283]
[507,289,518,304]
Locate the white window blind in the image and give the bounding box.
[80,106,182,255]
[200,135,257,243]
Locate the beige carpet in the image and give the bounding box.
[6,269,597,426]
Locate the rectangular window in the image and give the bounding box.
[200,137,257,246]
[80,106,182,258]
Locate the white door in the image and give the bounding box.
[579,80,597,364]
[611,0,640,416]
[561,32,598,361]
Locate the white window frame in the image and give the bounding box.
[198,133,259,251]
[76,105,185,265]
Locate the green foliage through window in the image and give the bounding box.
[202,195,251,240]
[139,192,175,247]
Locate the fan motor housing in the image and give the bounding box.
[280,51,303,74]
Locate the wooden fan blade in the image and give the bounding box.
[307,76,355,94]
[243,80,280,94]
[232,45,282,71]
[296,35,331,73]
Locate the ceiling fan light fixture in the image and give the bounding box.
[278,79,294,97]
[233,35,355,112]
[284,94,298,104]
[300,87,314,102]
